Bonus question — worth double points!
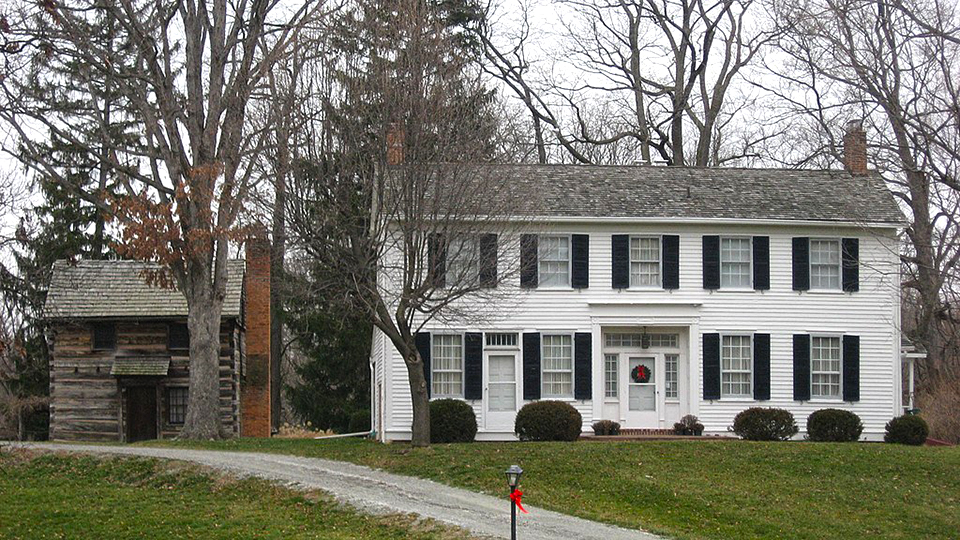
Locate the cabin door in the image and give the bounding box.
[126,386,158,442]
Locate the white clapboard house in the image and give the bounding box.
[370,130,904,441]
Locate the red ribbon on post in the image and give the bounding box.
[510,489,529,514]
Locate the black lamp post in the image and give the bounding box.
[505,464,523,540]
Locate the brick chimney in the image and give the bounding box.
[241,232,271,437]
[386,123,404,165]
[843,119,868,175]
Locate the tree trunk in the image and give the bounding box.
[270,192,286,430]
[180,272,227,440]
[404,350,430,447]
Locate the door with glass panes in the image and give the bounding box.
[622,354,664,427]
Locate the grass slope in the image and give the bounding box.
[0,449,470,540]
[147,438,960,540]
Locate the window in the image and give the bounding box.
[485,333,518,348]
[665,353,679,399]
[720,237,752,288]
[721,335,752,397]
[810,239,841,290]
[538,236,570,287]
[604,354,618,398]
[168,323,190,351]
[92,323,116,351]
[630,236,661,287]
[604,333,679,348]
[811,336,842,398]
[541,334,573,397]
[432,334,463,397]
[446,236,478,286]
[166,387,188,424]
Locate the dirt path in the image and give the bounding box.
[13,443,662,540]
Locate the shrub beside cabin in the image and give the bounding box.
[43,240,272,442]
[371,124,909,442]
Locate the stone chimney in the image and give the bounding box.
[241,231,271,437]
[842,119,868,175]
[386,123,404,165]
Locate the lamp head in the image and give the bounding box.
[505,464,523,489]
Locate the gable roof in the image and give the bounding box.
[475,164,903,225]
[44,259,245,320]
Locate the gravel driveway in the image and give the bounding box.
[13,443,662,540]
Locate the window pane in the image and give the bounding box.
[604,354,618,397]
[810,240,841,290]
[720,238,752,288]
[539,236,570,287]
[721,335,752,397]
[811,336,842,398]
[665,354,679,399]
[542,334,573,397]
[167,387,188,424]
[432,334,464,397]
[630,237,660,287]
[446,237,478,286]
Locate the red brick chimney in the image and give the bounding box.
[843,119,868,175]
[387,123,404,165]
[241,232,271,437]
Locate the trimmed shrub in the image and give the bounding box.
[348,409,371,433]
[673,414,704,436]
[732,407,798,441]
[884,414,929,446]
[515,401,582,442]
[430,399,477,443]
[592,420,621,436]
[806,409,863,442]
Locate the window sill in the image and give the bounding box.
[710,288,756,293]
[802,289,848,295]
[712,397,755,403]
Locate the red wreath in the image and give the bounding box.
[631,364,651,383]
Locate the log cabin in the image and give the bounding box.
[44,239,272,442]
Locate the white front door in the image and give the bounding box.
[623,354,663,428]
[485,352,519,431]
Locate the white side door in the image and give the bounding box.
[485,352,519,431]
[622,354,663,428]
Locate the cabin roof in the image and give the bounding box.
[44,259,245,320]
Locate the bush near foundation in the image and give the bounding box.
[884,414,929,446]
[430,399,477,443]
[733,407,798,441]
[515,401,582,441]
[806,409,863,442]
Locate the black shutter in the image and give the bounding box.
[842,238,860,292]
[415,332,432,398]
[464,332,483,400]
[843,335,860,402]
[753,236,770,291]
[703,333,721,400]
[611,234,630,289]
[479,234,498,288]
[574,332,592,400]
[662,235,680,290]
[520,234,538,288]
[793,334,811,401]
[522,332,541,400]
[572,234,590,289]
[792,237,810,291]
[428,234,446,288]
[702,236,720,290]
[753,333,771,400]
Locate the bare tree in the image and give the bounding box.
[0,0,323,438]
[766,0,960,382]
[287,0,533,446]
[479,0,777,165]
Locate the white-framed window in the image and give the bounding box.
[720,237,752,288]
[541,334,573,397]
[485,332,518,348]
[432,334,463,397]
[810,239,841,290]
[538,235,570,287]
[721,334,752,397]
[604,354,618,398]
[604,333,679,348]
[811,336,842,398]
[446,236,478,286]
[630,236,661,287]
[665,353,679,399]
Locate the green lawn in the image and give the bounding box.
[144,437,960,540]
[0,449,471,539]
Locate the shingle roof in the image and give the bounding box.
[473,164,903,224]
[110,356,171,376]
[44,259,245,320]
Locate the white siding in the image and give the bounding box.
[380,221,901,441]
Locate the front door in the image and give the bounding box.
[485,352,519,431]
[125,386,158,442]
[623,355,662,427]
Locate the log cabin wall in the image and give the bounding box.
[49,319,243,442]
